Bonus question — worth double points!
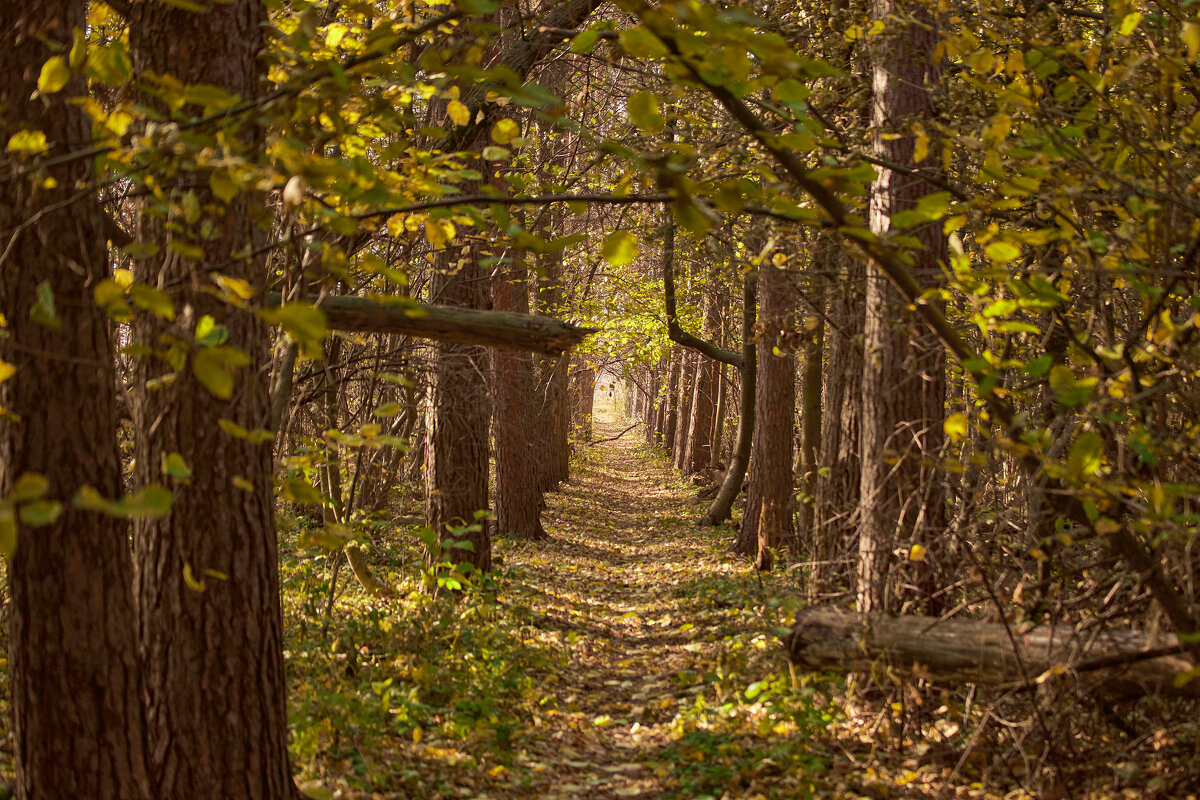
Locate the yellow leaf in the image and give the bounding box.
[1093,517,1120,535]
[38,56,71,94]
[491,118,520,145]
[908,544,926,561]
[0,360,15,383]
[943,412,968,442]
[447,99,471,126]
[1183,22,1200,63]
[183,563,206,592]
[913,128,929,163]
[7,130,48,154]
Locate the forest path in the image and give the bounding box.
[489,401,803,799]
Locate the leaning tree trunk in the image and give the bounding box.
[493,261,548,540]
[732,263,796,569]
[0,5,150,797]
[127,3,296,797]
[857,0,947,614]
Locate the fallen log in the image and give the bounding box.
[265,292,598,355]
[783,607,1199,699]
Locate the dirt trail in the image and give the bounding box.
[498,401,770,799]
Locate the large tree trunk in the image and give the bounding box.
[732,264,796,568]
[493,262,548,540]
[0,5,151,797]
[857,0,947,613]
[785,608,1199,699]
[425,237,493,573]
[127,3,296,797]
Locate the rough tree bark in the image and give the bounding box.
[0,4,150,797]
[732,263,796,568]
[493,260,548,540]
[857,0,947,613]
[127,2,296,797]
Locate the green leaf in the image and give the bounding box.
[628,91,664,134]
[160,452,192,479]
[601,230,638,266]
[209,170,239,203]
[455,0,498,12]
[373,402,402,417]
[117,485,173,518]
[10,472,50,503]
[570,30,601,54]
[38,56,71,94]
[619,27,669,59]
[985,241,1021,263]
[30,280,61,330]
[85,42,132,86]
[914,191,952,220]
[19,500,63,527]
[194,315,228,346]
[259,302,327,359]
[283,478,325,506]
[192,346,250,400]
[772,78,810,104]
[76,485,173,519]
[129,284,176,321]
[1066,431,1104,481]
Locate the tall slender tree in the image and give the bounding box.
[857,0,947,612]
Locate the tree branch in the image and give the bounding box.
[662,207,744,368]
[265,293,596,355]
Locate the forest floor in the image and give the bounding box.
[2,405,1192,798]
[285,403,1180,800]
